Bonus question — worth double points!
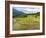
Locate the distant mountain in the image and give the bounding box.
[13,8,40,17]
[13,8,25,16]
[18,12,40,17]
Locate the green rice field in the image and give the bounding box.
[13,14,40,30]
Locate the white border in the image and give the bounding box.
[10,4,43,34]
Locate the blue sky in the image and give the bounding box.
[13,7,40,14]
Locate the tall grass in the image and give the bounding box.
[13,15,40,30]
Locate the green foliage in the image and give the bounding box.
[13,13,40,30]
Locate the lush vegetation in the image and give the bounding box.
[13,12,40,30]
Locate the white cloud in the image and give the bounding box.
[14,7,40,14]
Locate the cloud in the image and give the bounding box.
[14,7,40,14]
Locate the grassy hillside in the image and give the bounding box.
[13,13,40,30]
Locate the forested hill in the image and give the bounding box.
[13,8,40,17]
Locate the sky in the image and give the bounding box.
[13,7,40,14]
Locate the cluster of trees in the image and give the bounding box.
[13,12,40,18]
